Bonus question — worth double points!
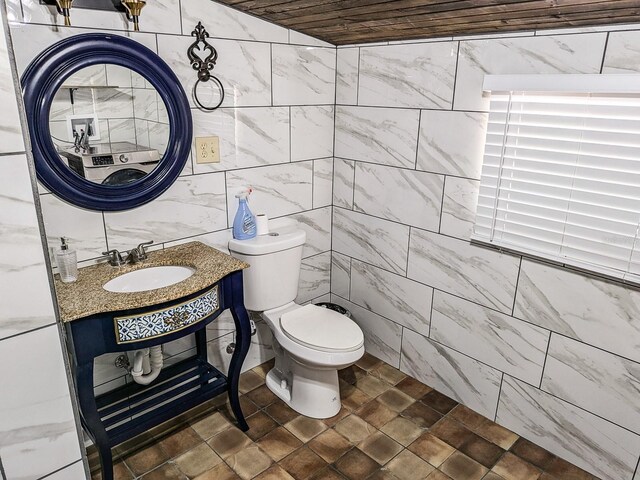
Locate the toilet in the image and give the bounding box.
[229,221,364,419]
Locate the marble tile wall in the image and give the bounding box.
[3,0,334,474]
[0,2,85,478]
[332,24,640,480]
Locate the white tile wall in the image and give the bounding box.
[3,4,337,477]
[331,24,640,479]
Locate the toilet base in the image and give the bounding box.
[265,360,341,419]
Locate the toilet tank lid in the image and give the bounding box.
[228,223,306,255]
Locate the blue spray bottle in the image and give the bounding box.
[232,188,257,240]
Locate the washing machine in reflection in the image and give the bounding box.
[61,141,160,186]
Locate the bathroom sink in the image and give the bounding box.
[103,266,196,293]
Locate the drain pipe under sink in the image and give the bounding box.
[131,346,163,385]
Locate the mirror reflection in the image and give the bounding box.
[49,65,170,186]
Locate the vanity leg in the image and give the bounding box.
[228,272,251,431]
[76,362,114,480]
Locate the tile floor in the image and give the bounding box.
[90,354,601,480]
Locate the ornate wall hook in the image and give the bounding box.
[188,22,225,111]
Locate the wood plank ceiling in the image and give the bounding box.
[213,0,640,45]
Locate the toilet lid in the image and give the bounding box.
[280,304,364,352]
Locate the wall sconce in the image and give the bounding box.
[122,0,146,31]
[54,0,73,26]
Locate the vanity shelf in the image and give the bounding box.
[95,357,227,446]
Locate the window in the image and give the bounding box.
[473,74,640,284]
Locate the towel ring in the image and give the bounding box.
[188,22,225,111]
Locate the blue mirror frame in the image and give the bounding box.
[21,33,193,211]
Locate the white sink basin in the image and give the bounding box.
[103,266,196,293]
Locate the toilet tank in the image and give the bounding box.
[228,221,306,311]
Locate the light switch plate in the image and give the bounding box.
[195,136,220,164]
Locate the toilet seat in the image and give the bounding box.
[280,304,364,353]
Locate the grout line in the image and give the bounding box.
[437,176,446,234]
[494,373,504,422]
[538,331,553,389]
[427,288,435,338]
[451,41,461,111]
[510,256,523,316]
[414,109,422,170]
[37,459,84,480]
[599,32,610,74]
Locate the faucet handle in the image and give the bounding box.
[136,240,154,260]
[102,249,125,267]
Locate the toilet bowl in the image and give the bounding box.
[262,302,364,418]
[228,219,365,419]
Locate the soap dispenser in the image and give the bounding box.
[232,188,257,240]
[56,237,78,283]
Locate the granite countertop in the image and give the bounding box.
[54,241,249,322]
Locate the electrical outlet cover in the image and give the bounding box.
[195,136,220,164]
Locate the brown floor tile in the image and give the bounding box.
[400,401,442,428]
[368,470,402,480]
[408,432,455,467]
[395,377,433,400]
[377,389,416,413]
[207,427,253,459]
[458,436,504,469]
[239,396,260,417]
[384,450,435,480]
[339,365,368,384]
[265,399,300,425]
[246,411,279,441]
[356,399,398,428]
[252,359,275,378]
[340,383,373,411]
[285,415,328,442]
[355,375,393,398]
[91,462,133,480]
[239,370,265,394]
[280,446,328,480]
[256,426,303,462]
[226,445,273,480]
[334,415,378,444]
[322,406,350,427]
[140,463,187,479]
[428,471,453,480]
[439,451,488,480]
[190,411,232,440]
[308,428,352,463]
[246,384,278,408]
[156,425,202,459]
[510,438,555,470]
[334,448,380,480]
[380,416,423,446]
[114,431,156,458]
[473,418,518,450]
[254,464,296,480]
[429,418,476,450]
[491,452,541,480]
[545,457,598,480]
[482,474,505,480]
[421,391,458,415]
[194,462,240,480]
[310,467,347,480]
[124,443,170,476]
[174,443,222,477]
[358,431,403,465]
[356,352,383,371]
[448,406,486,430]
[372,364,407,386]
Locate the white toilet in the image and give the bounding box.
[229,221,364,419]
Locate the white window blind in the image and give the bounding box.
[473,74,640,284]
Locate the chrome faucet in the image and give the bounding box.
[102,241,153,267]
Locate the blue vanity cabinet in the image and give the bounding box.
[65,270,251,480]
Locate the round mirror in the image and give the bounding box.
[22,34,192,211]
[50,66,170,187]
